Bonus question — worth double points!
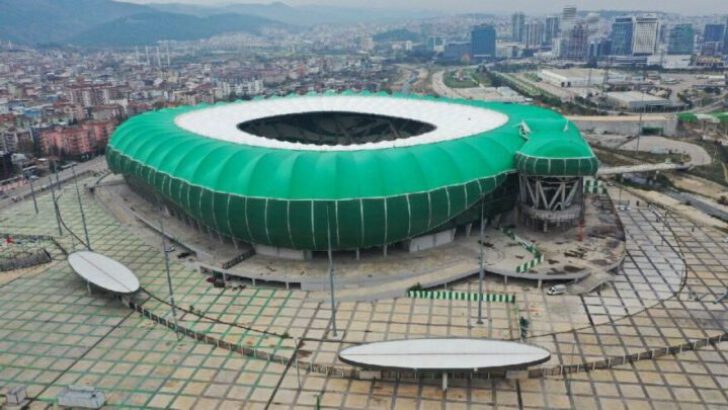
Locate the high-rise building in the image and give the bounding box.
[561,6,577,32]
[703,23,726,42]
[471,25,497,60]
[561,22,588,60]
[512,13,526,42]
[525,21,545,48]
[632,16,660,56]
[426,37,445,53]
[702,23,726,55]
[588,38,612,60]
[611,17,634,55]
[545,16,560,45]
[668,24,694,55]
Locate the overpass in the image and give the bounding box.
[597,162,689,175]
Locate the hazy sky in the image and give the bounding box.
[125,0,728,15]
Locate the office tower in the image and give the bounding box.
[524,21,545,48]
[545,16,560,45]
[561,22,588,60]
[632,16,660,55]
[668,24,694,55]
[611,17,634,55]
[703,23,726,43]
[426,36,445,53]
[702,23,725,55]
[561,6,577,32]
[512,13,526,42]
[471,25,497,59]
[589,37,612,59]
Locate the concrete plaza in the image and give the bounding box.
[0,173,726,409]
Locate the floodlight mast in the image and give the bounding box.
[326,204,338,338]
[477,199,485,325]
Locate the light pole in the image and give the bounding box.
[50,162,63,236]
[326,204,338,338]
[28,176,38,214]
[635,85,646,155]
[72,164,91,250]
[157,197,179,337]
[477,199,485,325]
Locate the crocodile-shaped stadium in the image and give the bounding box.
[106,92,598,253]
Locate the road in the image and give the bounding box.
[618,135,712,166]
[0,157,107,209]
[431,70,465,98]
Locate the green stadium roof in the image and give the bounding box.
[107,92,597,250]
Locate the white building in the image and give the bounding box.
[646,54,692,69]
[605,91,672,111]
[632,16,660,56]
[539,68,629,88]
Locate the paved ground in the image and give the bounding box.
[619,136,712,166]
[0,175,726,409]
[95,176,624,301]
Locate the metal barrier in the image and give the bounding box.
[124,298,355,378]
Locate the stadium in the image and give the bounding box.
[106,92,598,258]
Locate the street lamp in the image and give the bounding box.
[326,203,337,338]
[157,196,179,337]
[477,199,485,325]
[71,164,91,250]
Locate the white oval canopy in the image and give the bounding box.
[339,338,550,371]
[68,251,140,294]
[175,95,509,151]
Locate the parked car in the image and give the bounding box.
[546,284,567,296]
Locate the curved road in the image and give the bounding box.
[619,136,712,166]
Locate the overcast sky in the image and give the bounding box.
[125,0,728,15]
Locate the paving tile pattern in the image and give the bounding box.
[0,179,726,409]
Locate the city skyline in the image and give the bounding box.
[125,0,728,15]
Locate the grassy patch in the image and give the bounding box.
[593,145,687,167]
[444,70,478,88]
[684,139,728,187]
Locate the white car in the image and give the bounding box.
[546,284,567,296]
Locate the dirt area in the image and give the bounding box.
[669,173,728,201]
[617,186,728,230]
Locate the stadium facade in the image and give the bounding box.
[107,93,598,258]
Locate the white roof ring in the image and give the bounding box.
[68,251,140,294]
[338,338,551,371]
[174,95,510,151]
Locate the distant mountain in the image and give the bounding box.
[0,0,152,44]
[67,12,281,46]
[151,1,441,26]
[0,0,284,46]
[373,29,421,43]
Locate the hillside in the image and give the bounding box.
[68,12,281,46]
[0,0,152,44]
[151,1,440,26]
[0,0,283,46]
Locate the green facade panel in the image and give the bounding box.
[107,93,598,250]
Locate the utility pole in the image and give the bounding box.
[158,197,179,337]
[72,164,91,250]
[636,85,646,155]
[326,204,338,338]
[50,162,63,236]
[28,177,38,214]
[477,199,485,325]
